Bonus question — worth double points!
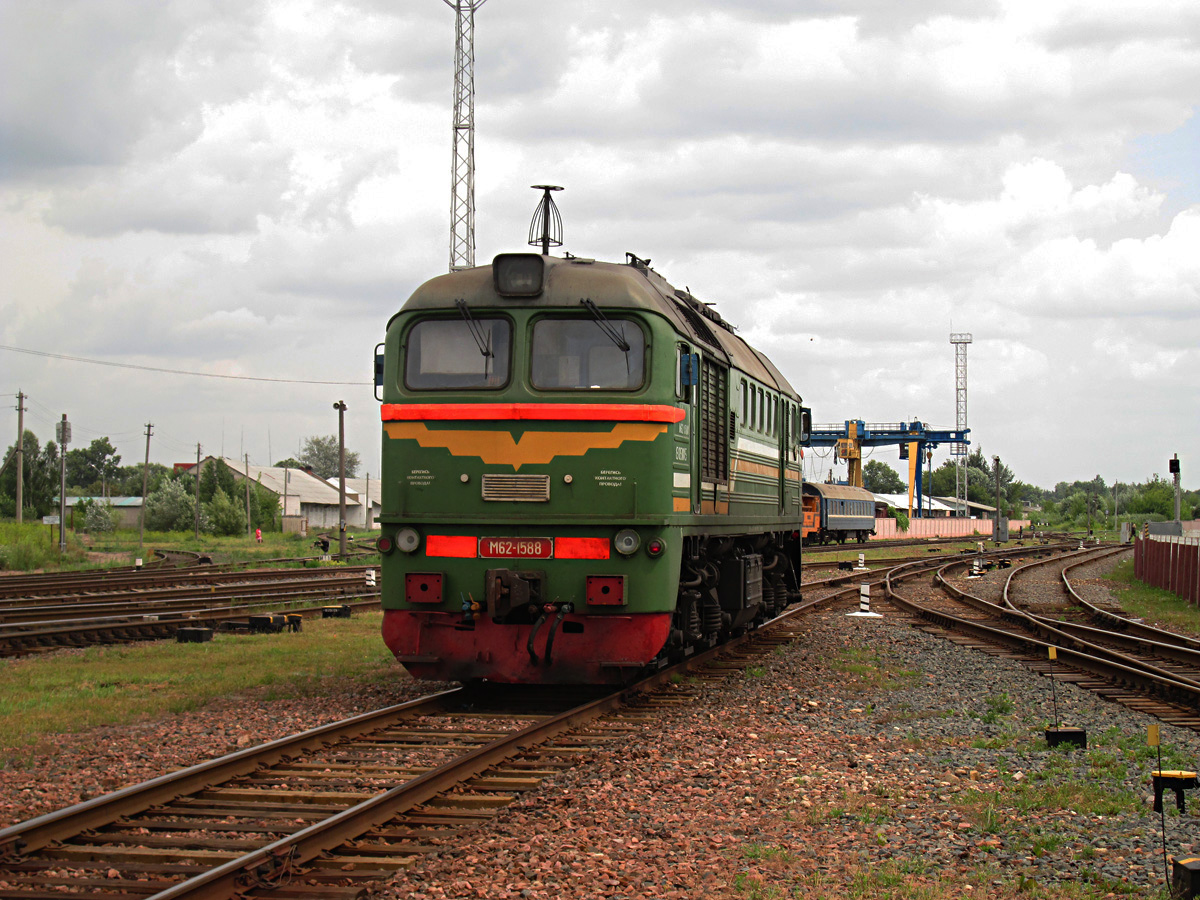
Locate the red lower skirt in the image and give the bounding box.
[382,609,672,684]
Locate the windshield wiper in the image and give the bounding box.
[455,299,494,378]
[580,298,631,352]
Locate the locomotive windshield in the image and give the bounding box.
[531,317,645,390]
[404,317,511,389]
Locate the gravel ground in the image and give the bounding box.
[0,672,451,828]
[369,606,1199,899]
[3,551,1197,899]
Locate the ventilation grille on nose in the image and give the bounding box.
[481,474,551,502]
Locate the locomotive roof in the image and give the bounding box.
[399,254,799,399]
[803,482,876,502]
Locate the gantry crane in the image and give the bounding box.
[807,420,971,517]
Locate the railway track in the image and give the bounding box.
[3,541,1179,899]
[887,544,1200,732]
[0,567,382,657]
[0,551,955,900]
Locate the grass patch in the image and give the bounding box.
[970,727,1032,751]
[0,611,397,764]
[804,541,983,566]
[0,521,375,573]
[828,648,921,693]
[735,857,1145,899]
[88,529,355,567]
[1104,560,1200,636]
[0,522,92,571]
[742,844,796,864]
[980,691,1016,724]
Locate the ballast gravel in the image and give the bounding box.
[3,552,1198,899]
[0,674,443,828]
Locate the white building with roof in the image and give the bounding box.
[181,457,378,532]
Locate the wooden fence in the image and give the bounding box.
[1134,535,1200,606]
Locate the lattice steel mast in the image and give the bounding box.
[950,333,973,516]
[443,0,487,272]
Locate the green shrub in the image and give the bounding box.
[206,488,245,536]
[83,503,118,533]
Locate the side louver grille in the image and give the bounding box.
[481,474,551,502]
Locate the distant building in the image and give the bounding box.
[866,492,997,519]
[67,496,142,529]
[178,457,378,533]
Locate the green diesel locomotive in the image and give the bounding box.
[376,249,811,684]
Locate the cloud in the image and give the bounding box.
[3,0,1200,489]
[0,0,264,175]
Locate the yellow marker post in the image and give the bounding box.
[1150,722,1169,887]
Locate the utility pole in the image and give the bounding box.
[56,414,70,551]
[1113,483,1119,537]
[139,423,153,549]
[334,400,348,557]
[993,454,1001,542]
[14,392,25,523]
[443,0,488,271]
[244,453,252,539]
[194,444,202,539]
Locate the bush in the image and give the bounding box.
[144,480,202,532]
[889,507,910,532]
[84,503,118,533]
[206,488,245,536]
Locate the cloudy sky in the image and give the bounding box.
[2,0,1197,491]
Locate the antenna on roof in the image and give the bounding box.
[528,185,563,256]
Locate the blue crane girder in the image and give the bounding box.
[804,420,971,517]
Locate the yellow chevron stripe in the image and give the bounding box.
[384,421,667,470]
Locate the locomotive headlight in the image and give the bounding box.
[613,529,640,556]
[395,527,421,553]
[376,535,395,555]
[646,538,665,558]
[493,253,545,297]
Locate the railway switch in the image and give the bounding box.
[175,627,213,643]
[249,614,288,634]
[1152,770,1198,814]
[1173,857,1200,900]
[1044,727,1087,749]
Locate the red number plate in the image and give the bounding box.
[478,537,553,559]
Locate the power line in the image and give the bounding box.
[1,345,369,385]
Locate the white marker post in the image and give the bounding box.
[847,583,882,618]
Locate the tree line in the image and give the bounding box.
[1,430,361,534]
[862,450,1196,529]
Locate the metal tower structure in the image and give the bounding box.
[443,0,487,272]
[950,333,973,515]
